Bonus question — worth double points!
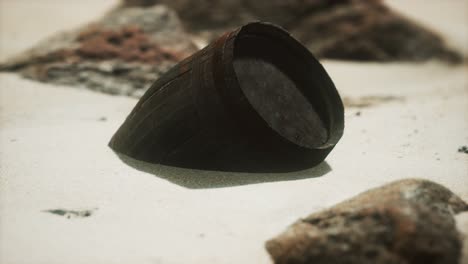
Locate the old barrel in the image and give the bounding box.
[109,22,344,172]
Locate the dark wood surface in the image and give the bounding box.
[109,22,344,172]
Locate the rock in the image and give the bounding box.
[1,1,462,96]
[43,208,97,219]
[0,5,197,97]
[123,0,462,63]
[266,179,468,264]
[458,146,468,154]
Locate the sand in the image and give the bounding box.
[1,0,467,263]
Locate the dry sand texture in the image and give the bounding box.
[1,0,467,263]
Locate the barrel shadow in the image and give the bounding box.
[116,153,331,189]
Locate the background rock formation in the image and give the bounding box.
[0,0,462,97]
[124,0,461,63]
[266,179,468,264]
[0,6,197,97]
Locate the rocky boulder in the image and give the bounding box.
[266,179,468,264]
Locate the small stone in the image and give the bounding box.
[43,208,97,219]
[266,179,468,264]
[458,146,468,154]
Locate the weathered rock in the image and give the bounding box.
[123,0,462,63]
[266,179,468,264]
[0,5,197,97]
[1,1,462,96]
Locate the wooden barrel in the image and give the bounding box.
[109,22,344,172]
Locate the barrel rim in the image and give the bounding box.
[217,22,344,150]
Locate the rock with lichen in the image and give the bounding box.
[0,1,462,96]
[0,5,197,97]
[266,179,468,264]
[124,0,462,63]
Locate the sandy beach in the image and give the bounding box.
[1,0,467,263]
